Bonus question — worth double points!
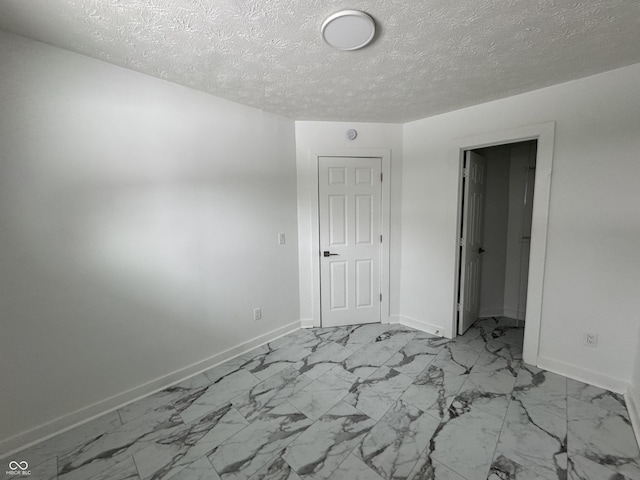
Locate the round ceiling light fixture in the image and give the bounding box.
[321,10,376,51]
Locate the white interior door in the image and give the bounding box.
[458,151,487,334]
[319,157,382,327]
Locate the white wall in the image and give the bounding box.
[401,63,640,391]
[295,122,403,327]
[629,330,640,449]
[503,142,536,320]
[477,146,510,318]
[0,32,300,453]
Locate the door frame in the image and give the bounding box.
[452,122,555,365]
[309,149,392,328]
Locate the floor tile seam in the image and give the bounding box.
[490,451,557,480]
[510,395,568,425]
[565,452,632,480]
[467,400,511,423]
[209,404,308,480]
[326,440,372,479]
[466,362,521,383]
[206,448,231,480]
[130,453,143,480]
[290,385,354,421]
[427,440,475,480]
[486,395,514,479]
[566,392,631,420]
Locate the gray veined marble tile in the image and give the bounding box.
[244,343,313,381]
[293,342,354,380]
[287,367,359,421]
[356,399,440,480]
[567,397,640,479]
[12,411,123,472]
[407,453,466,480]
[488,454,558,480]
[472,345,521,378]
[371,326,417,351]
[568,453,633,480]
[383,338,442,378]
[567,378,628,419]
[330,323,396,351]
[248,454,301,480]
[266,335,296,351]
[203,346,271,383]
[232,366,314,422]
[400,365,466,421]
[430,342,481,376]
[429,403,504,480]
[493,399,567,479]
[474,317,524,347]
[86,456,139,480]
[340,341,398,379]
[512,364,567,419]
[19,457,58,480]
[208,402,312,480]
[327,453,384,480]
[204,363,248,385]
[119,374,212,424]
[179,368,262,424]
[166,455,221,480]
[455,369,516,420]
[281,401,377,479]
[287,328,319,346]
[133,403,248,480]
[343,366,414,421]
[57,409,185,480]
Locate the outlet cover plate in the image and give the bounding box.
[583,333,598,348]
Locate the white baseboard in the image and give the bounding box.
[536,355,629,394]
[394,315,445,338]
[300,318,316,329]
[503,308,525,321]
[625,387,640,450]
[0,320,301,459]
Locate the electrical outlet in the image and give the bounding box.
[583,332,598,348]
[253,308,262,321]
[278,232,286,245]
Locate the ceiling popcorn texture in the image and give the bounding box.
[0,0,639,122]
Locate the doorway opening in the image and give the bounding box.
[457,140,538,336]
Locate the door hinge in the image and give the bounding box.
[459,237,464,247]
[380,293,383,302]
[380,234,383,243]
[380,172,383,182]
[457,302,462,311]
[463,167,469,178]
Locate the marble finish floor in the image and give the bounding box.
[10,317,640,480]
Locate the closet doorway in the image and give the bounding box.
[457,140,538,334]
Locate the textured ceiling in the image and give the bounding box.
[0,0,639,122]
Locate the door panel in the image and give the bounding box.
[458,151,487,334]
[319,157,382,327]
[329,195,347,245]
[329,261,348,310]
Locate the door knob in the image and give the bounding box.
[478,247,486,254]
[323,251,339,257]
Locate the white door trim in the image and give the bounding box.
[308,149,392,328]
[451,122,555,366]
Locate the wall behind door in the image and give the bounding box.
[478,142,536,320]
[295,122,402,327]
[401,62,640,391]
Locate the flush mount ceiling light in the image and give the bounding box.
[321,10,376,51]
